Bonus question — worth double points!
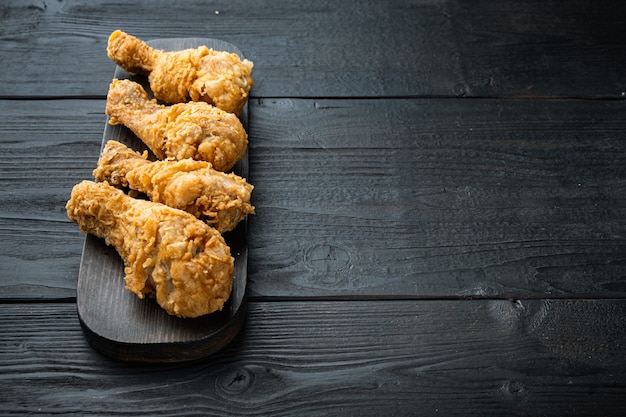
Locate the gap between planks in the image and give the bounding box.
[3,295,625,306]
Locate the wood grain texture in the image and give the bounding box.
[1,300,624,416]
[2,1,625,413]
[247,98,626,298]
[0,99,103,300]
[3,98,626,300]
[1,0,625,98]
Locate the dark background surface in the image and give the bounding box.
[1,1,625,415]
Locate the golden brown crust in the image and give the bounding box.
[92,140,150,188]
[66,180,234,318]
[106,79,248,171]
[94,140,254,232]
[106,30,253,115]
[107,30,158,74]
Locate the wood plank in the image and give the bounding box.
[3,97,626,300]
[247,98,626,298]
[0,99,103,300]
[1,0,625,98]
[0,300,624,415]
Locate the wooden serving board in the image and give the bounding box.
[76,38,250,363]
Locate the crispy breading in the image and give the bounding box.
[107,30,253,115]
[66,180,234,318]
[94,140,255,233]
[106,79,248,172]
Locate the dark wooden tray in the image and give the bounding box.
[76,38,249,363]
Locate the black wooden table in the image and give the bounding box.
[1,1,625,415]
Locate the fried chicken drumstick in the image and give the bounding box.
[66,180,234,318]
[106,79,248,172]
[107,30,253,115]
[94,140,255,233]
